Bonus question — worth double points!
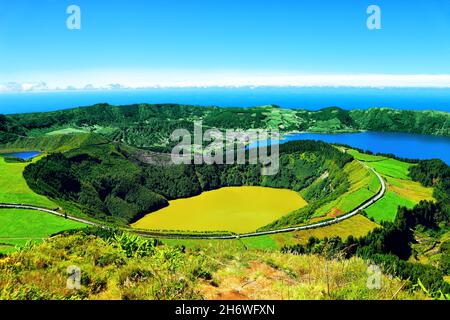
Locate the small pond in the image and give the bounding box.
[0,151,42,160]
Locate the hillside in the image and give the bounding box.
[0,133,109,153]
[0,231,427,300]
[1,104,449,152]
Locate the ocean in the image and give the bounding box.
[1,87,450,114]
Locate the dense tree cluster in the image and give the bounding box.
[0,114,27,144]
[409,159,450,215]
[349,108,450,136]
[24,146,168,224]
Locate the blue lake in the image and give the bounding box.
[0,151,42,160]
[251,131,450,165]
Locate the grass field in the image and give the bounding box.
[270,214,379,246]
[162,214,379,251]
[45,126,117,136]
[0,156,56,208]
[311,160,380,219]
[45,128,89,135]
[1,133,108,153]
[347,149,434,222]
[364,191,415,222]
[132,186,308,233]
[263,107,300,130]
[346,150,385,162]
[365,159,412,180]
[0,209,86,253]
[384,176,434,202]
[347,149,412,180]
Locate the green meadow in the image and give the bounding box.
[347,149,434,222]
[366,158,412,180]
[364,191,415,222]
[311,160,380,219]
[347,149,412,180]
[270,214,379,247]
[132,186,308,233]
[0,209,85,253]
[0,156,56,208]
[0,155,87,253]
[162,214,379,251]
[45,127,89,135]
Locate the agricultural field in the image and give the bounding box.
[411,229,450,266]
[262,107,301,130]
[0,209,86,253]
[44,125,118,136]
[0,154,88,253]
[365,158,412,180]
[0,156,56,208]
[310,160,380,220]
[132,186,308,233]
[385,176,434,203]
[162,214,379,251]
[269,214,379,247]
[347,149,434,222]
[365,191,415,222]
[45,127,90,135]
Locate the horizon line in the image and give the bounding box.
[2,73,450,93]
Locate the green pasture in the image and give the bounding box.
[0,208,86,253]
[0,156,56,208]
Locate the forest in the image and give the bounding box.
[409,159,450,215]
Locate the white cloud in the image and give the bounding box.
[1,73,450,93]
[0,81,49,93]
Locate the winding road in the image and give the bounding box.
[0,162,386,240]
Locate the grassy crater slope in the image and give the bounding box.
[0,132,109,153]
[0,232,425,300]
[260,156,380,230]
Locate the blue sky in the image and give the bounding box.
[1,0,450,90]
